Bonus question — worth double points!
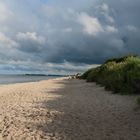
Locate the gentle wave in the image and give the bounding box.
[0,75,59,84]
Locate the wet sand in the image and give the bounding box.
[0,78,140,140]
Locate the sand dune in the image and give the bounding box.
[0,78,140,140]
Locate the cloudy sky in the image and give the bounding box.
[0,0,140,74]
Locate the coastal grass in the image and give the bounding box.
[81,55,140,95]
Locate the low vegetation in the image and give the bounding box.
[81,55,140,95]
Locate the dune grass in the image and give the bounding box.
[81,55,140,95]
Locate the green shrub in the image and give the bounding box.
[87,67,100,82]
[104,54,137,64]
[81,55,140,94]
[80,68,94,79]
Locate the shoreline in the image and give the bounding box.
[0,77,67,86]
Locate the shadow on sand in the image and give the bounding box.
[31,79,97,139]
[26,79,140,140]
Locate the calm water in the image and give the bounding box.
[0,75,60,85]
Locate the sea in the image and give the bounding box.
[0,75,61,85]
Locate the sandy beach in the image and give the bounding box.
[0,78,140,140]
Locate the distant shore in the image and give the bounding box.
[0,75,67,85]
[0,78,140,139]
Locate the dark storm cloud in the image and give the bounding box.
[0,0,140,73]
[45,0,140,64]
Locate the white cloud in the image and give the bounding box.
[0,3,13,22]
[78,12,103,36]
[105,25,118,33]
[105,15,115,23]
[99,3,115,23]
[101,3,109,13]
[16,32,45,44]
[126,25,137,32]
[42,61,99,75]
[0,32,18,48]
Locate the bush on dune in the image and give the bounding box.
[80,68,94,79]
[81,55,140,95]
[104,54,137,64]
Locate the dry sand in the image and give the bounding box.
[0,78,140,140]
